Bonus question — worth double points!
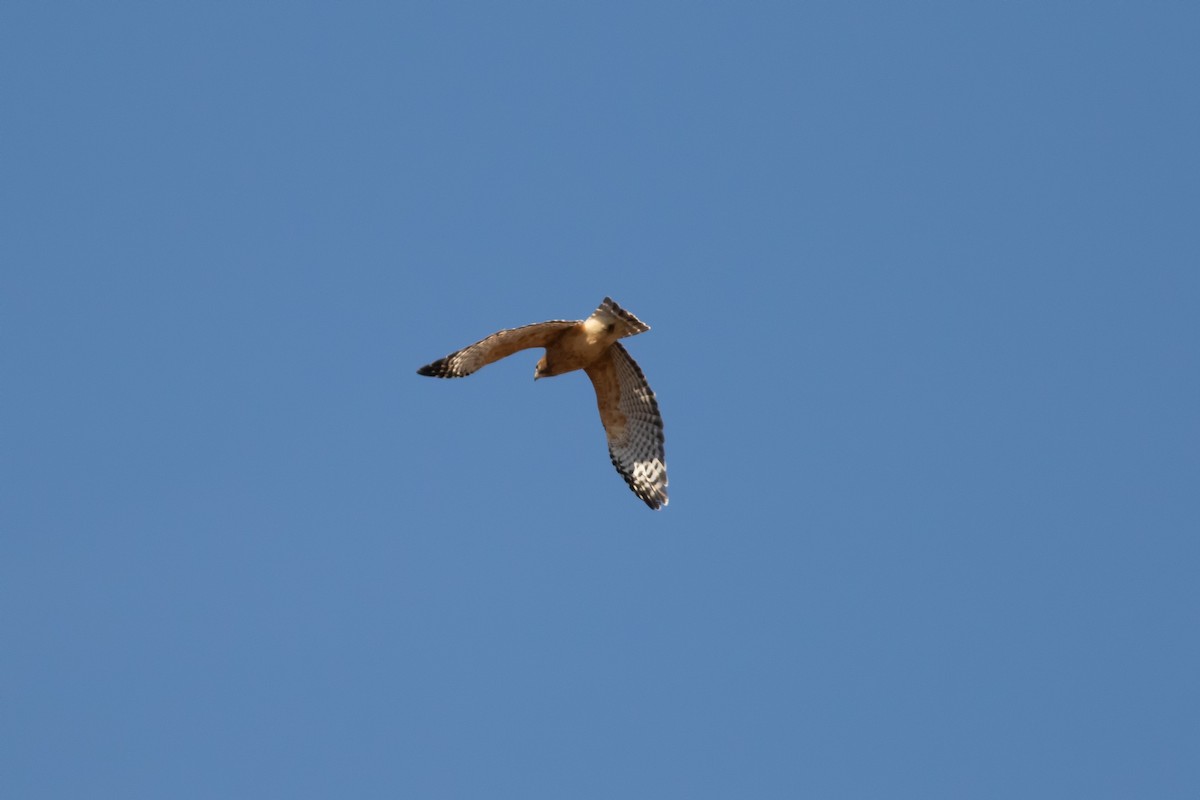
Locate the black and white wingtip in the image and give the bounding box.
[416,357,461,378]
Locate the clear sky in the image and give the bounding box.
[3,2,1198,798]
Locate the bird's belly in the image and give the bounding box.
[544,329,610,375]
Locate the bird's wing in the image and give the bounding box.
[584,342,668,509]
[417,320,578,378]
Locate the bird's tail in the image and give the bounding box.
[592,297,650,339]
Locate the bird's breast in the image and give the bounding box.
[542,325,612,376]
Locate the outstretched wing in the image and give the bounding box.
[584,342,668,509]
[417,320,578,378]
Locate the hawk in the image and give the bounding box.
[417,298,668,509]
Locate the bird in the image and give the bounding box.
[416,297,668,509]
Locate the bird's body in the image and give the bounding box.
[417,298,668,509]
[534,300,648,378]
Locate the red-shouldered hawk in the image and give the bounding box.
[417,298,668,509]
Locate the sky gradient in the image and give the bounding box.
[3,2,1198,797]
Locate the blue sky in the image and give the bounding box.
[3,2,1198,797]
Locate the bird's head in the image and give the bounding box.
[534,356,550,381]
